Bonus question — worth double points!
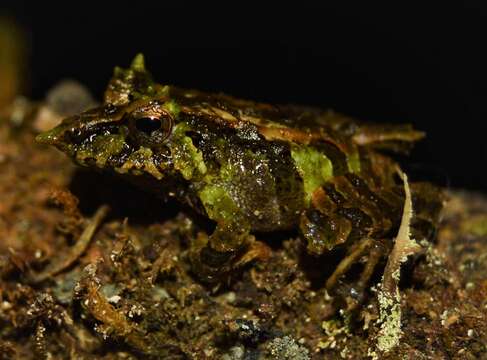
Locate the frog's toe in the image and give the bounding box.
[189,234,266,284]
[189,242,239,284]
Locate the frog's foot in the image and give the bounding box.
[325,238,387,311]
[191,244,237,283]
[189,223,257,284]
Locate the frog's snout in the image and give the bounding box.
[36,128,61,145]
[35,121,73,152]
[36,113,84,146]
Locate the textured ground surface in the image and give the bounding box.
[0,92,486,359]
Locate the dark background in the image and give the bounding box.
[2,3,486,191]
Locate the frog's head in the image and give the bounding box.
[36,54,207,182]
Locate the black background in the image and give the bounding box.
[2,3,487,191]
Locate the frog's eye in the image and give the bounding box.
[128,111,173,148]
[135,116,163,134]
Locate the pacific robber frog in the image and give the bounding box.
[37,55,443,302]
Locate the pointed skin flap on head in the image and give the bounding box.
[103,53,154,106]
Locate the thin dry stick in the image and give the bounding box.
[31,205,110,283]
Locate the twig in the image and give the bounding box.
[30,205,109,283]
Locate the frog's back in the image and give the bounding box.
[171,85,424,148]
[170,85,429,244]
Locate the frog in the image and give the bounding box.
[36,54,443,295]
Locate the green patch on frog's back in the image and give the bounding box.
[198,184,240,223]
[291,145,334,205]
[289,140,362,204]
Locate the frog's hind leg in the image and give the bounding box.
[301,209,381,303]
[337,239,388,309]
[355,240,385,292]
[325,237,387,310]
[325,237,373,290]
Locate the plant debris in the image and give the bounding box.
[370,169,418,357]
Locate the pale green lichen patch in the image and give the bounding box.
[266,336,310,360]
[375,289,403,355]
[318,318,350,350]
[116,146,163,180]
[76,134,125,167]
[291,145,333,204]
[171,124,207,180]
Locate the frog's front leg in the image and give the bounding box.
[190,220,251,283]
